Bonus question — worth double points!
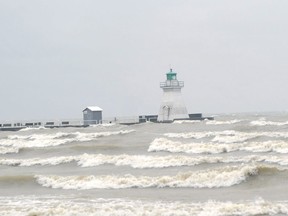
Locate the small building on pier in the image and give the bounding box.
[83,106,103,125]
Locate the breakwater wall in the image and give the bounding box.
[0,116,140,131]
[0,113,214,131]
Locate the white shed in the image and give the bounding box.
[83,106,103,125]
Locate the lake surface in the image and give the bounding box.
[1,113,288,215]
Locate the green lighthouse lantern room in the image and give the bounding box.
[166,68,177,80]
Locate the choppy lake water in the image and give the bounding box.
[1,113,288,215]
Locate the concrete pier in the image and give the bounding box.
[0,114,214,131]
[0,120,85,132]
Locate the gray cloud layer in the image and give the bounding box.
[1,0,288,121]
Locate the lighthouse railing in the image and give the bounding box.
[160,81,184,88]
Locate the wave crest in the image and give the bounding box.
[149,138,288,154]
[35,165,273,190]
[0,130,135,153]
[251,118,288,126]
[1,196,288,216]
[165,130,288,143]
[2,153,288,168]
[206,119,242,125]
[148,138,238,154]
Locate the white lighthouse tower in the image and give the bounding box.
[157,69,189,122]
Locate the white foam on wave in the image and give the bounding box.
[165,131,214,139]
[206,119,242,125]
[2,153,288,168]
[0,130,135,152]
[172,119,242,125]
[0,146,19,155]
[1,133,72,148]
[173,120,201,124]
[165,130,288,143]
[148,138,239,154]
[0,154,238,168]
[71,130,135,142]
[149,138,288,154]
[35,164,270,190]
[0,196,288,216]
[212,132,288,143]
[242,140,288,154]
[78,154,196,168]
[0,155,76,166]
[20,126,47,131]
[251,118,288,126]
[89,123,117,127]
[1,196,288,216]
[165,130,241,140]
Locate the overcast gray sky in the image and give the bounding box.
[0,0,288,121]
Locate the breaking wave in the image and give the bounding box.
[241,140,288,153]
[1,153,288,168]
[20,126,47,131]
[165,130,288,143]
[0,155,76,167]
[149,138,239,154]
[35,165,278,190]
[89,123,117,127]
[0,146,19,154]
[172,119,242,125]
[250,118,288,126]
[164,131,216,139]
[206,119,242,125]
[149,138,288,154]
[173,120,201,124]
[0,130,134,154]
[1,196,288,216]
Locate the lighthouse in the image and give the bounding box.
[157,69,189,122]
